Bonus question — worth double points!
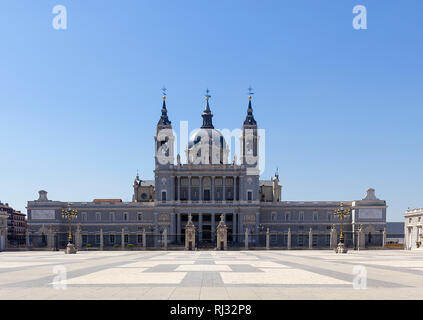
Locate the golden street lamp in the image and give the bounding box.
[62,203,78,254]
[334,202,351,253]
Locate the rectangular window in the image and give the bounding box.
[313,212,318,221]
[285,213,290,221]
[110,234,115,244]
[162,191,167,202]
[299,212,304,221]
[247,191,252,201]
[124,234,129,244]
[82,213,87,221]
[96,213,101,221]
[123,213,128,221]
[110,212,115,221]
[271,212,277,221]
[137,234,143,244]
[137,213,143,221]
[95,235,100,244]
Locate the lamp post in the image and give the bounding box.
[334,202,351,253]
[62,203,78,254]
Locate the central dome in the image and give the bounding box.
[188,128,228,165]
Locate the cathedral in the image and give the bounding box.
[26,93,387,250]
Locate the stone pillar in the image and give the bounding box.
[143,229,147,250]
[185,215,196,250]
[163,228,168,250]
[177,213,181,244]
[330,225,337,249]
[170,213,176,243]
[100,228,104,251]
[188,176,191,202]
[211,176,215,201]
[266,228,270,250]
[199,176,203,201]
[238,213,243,243]
[287,228,291,250]
[255,212,260,235]
[234,177,237,202]
[75,224,82,249]
[216,214,228,250]
[233,213,237,243]
[47,225,54,250]
[121,228,125,250]
[177,176,181,202]
[245,228,249,250]
[382,227,387,248]
[309,228,313,249]
[199,213,203,242]
[222,176,226,203]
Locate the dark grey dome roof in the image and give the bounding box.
[188,128,227,150]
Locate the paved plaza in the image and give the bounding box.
[1,249,423,299]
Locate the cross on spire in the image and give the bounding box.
[162,86,167,99]
[248,86,254,100]
[205,88,211,101]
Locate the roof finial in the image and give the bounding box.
[162,86,167,100]
[248,86,254,101]
[205,88,211,101]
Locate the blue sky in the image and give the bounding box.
[0,0,422,221]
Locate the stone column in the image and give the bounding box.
[188,176,191,202]
[309,228,313,249]
[75,224,82,249]
[198,213,203,242]
[211,213,216,241]
[163,228,168,250]
[245,228,249,250]
[255,213,260,235]
[121,228,125,250]
[382,227,387,248]
[287,228,291,250]
[177,176,181,202]
[266,228,270,250]
[170,213,176,243]
[47,226,54,250]
[100,228,104,251]
[143,229,147,250]
[177,213,181,244]
[233,213,237,243]
[238,213,243,243]
[222,176,226,203]
[199,176,203,202]
[234,177,237,202]
[211,176,215,201]
[330,225,338,249]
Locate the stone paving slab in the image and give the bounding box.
[1,250,423,299]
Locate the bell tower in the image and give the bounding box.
[240,88,259,168]
[155,88,174,168]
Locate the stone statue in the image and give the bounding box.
[177,154,181,166]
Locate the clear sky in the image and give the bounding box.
[0,0,422,221]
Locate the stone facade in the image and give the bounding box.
[26,96,387,250]
[0,212,7,251]
[404,208,423,250]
